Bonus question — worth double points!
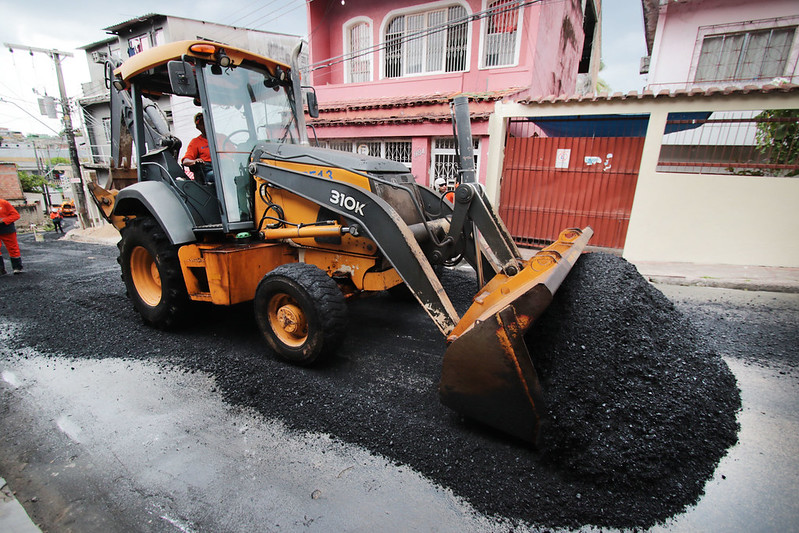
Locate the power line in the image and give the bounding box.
[307,0,540,72]
[0,97,61,135]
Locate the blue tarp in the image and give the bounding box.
[529,112,712,138]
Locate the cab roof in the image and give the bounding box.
[114,40,291,83]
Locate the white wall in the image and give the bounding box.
[489,91,799,268]
[623,171,799,266]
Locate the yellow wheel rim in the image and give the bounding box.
[130,246,162,307]
[267,293,308,347]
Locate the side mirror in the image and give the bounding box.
[305,88,319,119]
[167,60,198,97]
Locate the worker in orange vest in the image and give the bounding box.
[435,177,455,204]
[50,208,64,234]
[0,198,23,275]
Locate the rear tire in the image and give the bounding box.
[118,217,189,329]
[254,263,347,366]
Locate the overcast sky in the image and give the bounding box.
[0,0,647,136]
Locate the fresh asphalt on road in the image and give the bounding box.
[0,226,797,532]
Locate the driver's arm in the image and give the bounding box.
[182,138,201,165]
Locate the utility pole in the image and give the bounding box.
[32,143,52,212]
[5,42,91,228]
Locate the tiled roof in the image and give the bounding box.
[309,111,493,127]
[517,83,799,105]
[318,88,526,112]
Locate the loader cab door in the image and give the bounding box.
[198,61,302,233]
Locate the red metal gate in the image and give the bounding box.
[498,136,644,250]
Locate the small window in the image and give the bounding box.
[385,5,468,78]
[385,141,412,166]
[327,140,354,152]
[127,34,150,56]
[346,21,372,83]
[695,27,796,83]
[431,137,479,185]
[323,139,412,168]
[101,117,111,143]
[483,0,521,67]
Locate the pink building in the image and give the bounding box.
[306,0,601,187]
[643,0,799,91]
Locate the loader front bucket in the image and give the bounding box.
[439,227,593,445]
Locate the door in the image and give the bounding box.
[498,136,644,250]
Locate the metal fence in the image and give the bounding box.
[657,109,799,177]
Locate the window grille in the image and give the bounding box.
[432,137,479,185]
[385,141,412,165]
[347,22,372,83]
[322,140,412,168]
[328,140,353,152]
[483,0,520,67]
[695,27,795,83]
[358,141,382,157]
[385,5,468,78]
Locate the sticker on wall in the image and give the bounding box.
[604,153,613,172]
[585,156,602,166]
[555,148,571,169]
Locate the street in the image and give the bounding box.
[1,230,798,532]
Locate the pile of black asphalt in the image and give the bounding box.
[3,239,741,530]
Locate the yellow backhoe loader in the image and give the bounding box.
[89,41,592,445]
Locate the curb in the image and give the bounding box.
[0,477,41,533]
[644,274,799,294]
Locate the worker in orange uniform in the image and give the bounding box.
[50,208,64,233]
[435,177,455,203]
[182,112,216,184]
[0,198,23,275]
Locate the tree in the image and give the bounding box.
[755,109,799,177]
[49,156,69,166]
[18,170,48,193]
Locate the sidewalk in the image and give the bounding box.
[632,260,799,294]
[517,247,799,294]
[0,478,40,533]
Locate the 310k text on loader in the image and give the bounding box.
[89,41,593,445]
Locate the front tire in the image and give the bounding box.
[254,263,347,366]
[118,217,189,329]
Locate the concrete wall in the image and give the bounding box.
[488,89,799,268]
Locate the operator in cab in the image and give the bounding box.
[182,112,215,184]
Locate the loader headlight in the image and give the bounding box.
[217,49,232,68]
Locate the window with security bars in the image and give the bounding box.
[385,5,468,78]
[327,140,353,153]
[322,139,412,168]
[483,0,520,67]
[347,22,372,83]
[695,27,796,83]
[432,137,480,186]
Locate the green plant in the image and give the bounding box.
[755,109,799,177]
[18,170,48,193]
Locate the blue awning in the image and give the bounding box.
[529,112,712,137]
